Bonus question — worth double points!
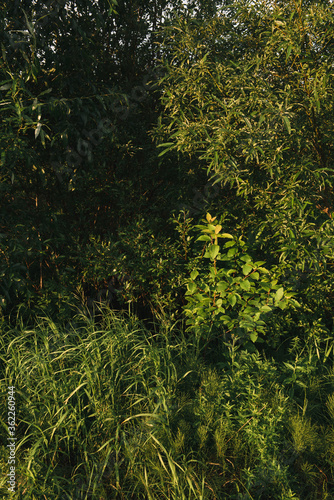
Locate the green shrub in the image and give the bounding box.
[183,213,299,349]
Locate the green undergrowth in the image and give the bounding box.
[1,306,334,499]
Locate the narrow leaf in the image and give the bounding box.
[23,9,34,35]
[244,117,252,130]
[157,143,174,156]
[220,233,233,239]
[275,287,284,303]
[283,115,291,134]
[35,122,42,139]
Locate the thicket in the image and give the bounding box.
[1,0,334,498]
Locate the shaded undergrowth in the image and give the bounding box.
[1,306,334,499]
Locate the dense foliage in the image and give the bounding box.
[184,213,297,348]
[156,0,334,287]
[1,312,334,499]
[1,0,334,498]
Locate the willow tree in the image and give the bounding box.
[154,0,334,336]
[157,1,334,266]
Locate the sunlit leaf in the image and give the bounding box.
[275,287,284,303]
[209,244,220,260]
[242,264,253,275]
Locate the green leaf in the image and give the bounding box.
[228,294,237,307]
[209,244,220,260]
[286,44,292,62]
[157,143,174,156]
[260,305,272,312]
[217,281,228,293]
[23,9,34,35]
[219,314,232,323]
[197,234,212,242]
[221,233,233,239]
[244,117,252,130]
[227,247,237,258]
[240,280,251,291]
[240,255,252,263]
[275,287,284,303]
[40,129,46,147]
[35,122,42,139]
[187,282,197,294]
[257,267,270,274]
[224,240,236,248]
[242,263,253,275]
[250,332,258,342]
[283,115,291,134]
[190,270,199,280]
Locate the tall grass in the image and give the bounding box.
[1,305,334,499]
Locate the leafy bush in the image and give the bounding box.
[155,0,334,344]
[184,213,298,349]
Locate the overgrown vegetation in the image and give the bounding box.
[1,0,334,498]
[1,309,334,499]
